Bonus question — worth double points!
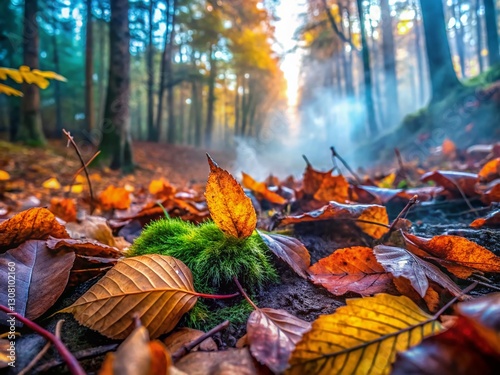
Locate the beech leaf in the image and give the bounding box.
[60,254,199,339]
[242,172,287,205]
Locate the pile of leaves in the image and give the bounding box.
[0,138,499,374]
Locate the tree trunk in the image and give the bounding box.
[413,1,426,106]
[192,80,202,147]
[356,0,378,136]
[420,0,462,102]
[454,0,466,78]
[18,0,46,146]
[234,74,240,136]
[97,2,106,134]
[484,0,500,66]
[205,45,216,147]
[475,0,484,73]
[146,0,156,141]
[99,0,134,172]
[166,0,177,144]
[380,0,399,125]
[85,0,94,133]
[51,11,63,137]
[156,0,171,142]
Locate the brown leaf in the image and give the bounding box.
[374,245,462,298]
[205,155,257,238]
[242,172,287,205]
[392,277,442,313]
[404,233,500,276]
[303,164,332,195]
[351,185,413,205]
[46,237,123,259]
[0,240,75,321]
[470,210,500,228]
[60,255,199,339]
[308,246,395,296]
[49,197,77,222]
[99,185,131,210]
[246,308,311,373]
[279,201,389,239]
[421,170,478,197]
[163,328,217,353]
[478,158,500,183]
[0,208,69,252]
[258,231,310,279]
[65,216,118,248]
[313,174,349,203]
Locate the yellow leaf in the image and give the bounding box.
[205,154,256,238]
[0,170,10,181]
[241,172,287,205]
[287,294,441,375]
[42,177,61,189]
[0,83,22,97]
[377,172,396,188]
[0,67,23,83]
[32,69,67,82]
[64,184,84,194]
[59,255,199,339]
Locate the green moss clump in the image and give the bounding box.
[128,218,278,293]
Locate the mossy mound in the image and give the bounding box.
[128,218,278,293]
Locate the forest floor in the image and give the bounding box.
[1,137,499,374]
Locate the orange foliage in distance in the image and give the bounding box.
[241,172,287,205]
[99,185,132,210]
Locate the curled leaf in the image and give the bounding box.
[242,172,287,205]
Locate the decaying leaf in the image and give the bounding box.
[42,177,61,190]
[163,327,217,353]
[49,197,77,222]
[65,216,118,248]
[303,164,332,196]
[478,158,500,183]
[374,245,462,298]
[0,208,69,252]
[287,294,441,375]
[99,185,132,210]
[242,172,287,205]
[278,201,389,239]
[258,231,310,279]
[470,209,500,228]
[421,170,478,197]
[60,255,199,339]
[46,237,123,259]
[312,174,349,203]
[205,155,257,238]
[0,240,75,321]
[308,247,394,296]
[247,307,311,373]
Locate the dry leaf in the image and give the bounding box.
[478,158,500,183]
[258,231,310,279]
[0,208,69,252]
[205,155,256,238]
[65,216,118,248]
[421,170,478,197]
[247,308,311,373]
[303,164,332,196]
[242,172,287,205]
[312,174,349,202]
[46,237,123,258]
[308,247,394,296]
[163,328,217,353]
[49,197,77,222]
[60,255,199,339]
[99,185,131,210]
[287,294,441,375]
[0,240,75,321]
[470,210,500,228]
[42,177,61,190]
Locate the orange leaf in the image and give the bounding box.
[99,185,131,210]
[148,178,175,199]
[49,197,77,222]
[441,138,456,157]
[242,172,287,205]
[303,163,332,195]
[470,210,500,228]
[478,158,500,183]
[313,174,349,202]
[308,246,394,296]
[205,155,256,238]
[421,170,478,197]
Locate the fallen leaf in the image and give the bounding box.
[441,138,456,157]
[242,172,287,205]
[376,172,396,188]
[149,178,176,199]
[374,245,462,298]
[0,208,69,252]
[421,170,478,197]
[309,247,394,296]
[0,240,75,321]
[352,185,413,205]
[163,327,217,353]
[478,158,500,183]
[312,174,349,202]
[0,170,10,181]
[205,154,257,238]
[287,294,441,375]
[46,237,123,258]
[470,210,500,228]
[59,254,198,339]
[49,197,77,222]
[247,308,311,373]
[99,185,131,210]
[258,231,310,279]
[303,163,332,196]
[278,202,389,239]
[392,277,442,313]
[65,216,118,248]
[42,177,61,190]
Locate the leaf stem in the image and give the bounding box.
[330,146,363,185]
[0,305,85,375]
[233,277,259,310]
[433,281,478,319]
[194,291,240,300]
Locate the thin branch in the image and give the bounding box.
[65,150,101,198]
[0,305,85,375]
[233,277,259,310]
[321,0,360,53]
[330,146,363,184]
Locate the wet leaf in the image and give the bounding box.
[0,240,75,321]
[470,210,500,228]
[99,185,131,210]
[309,247,394,296]
[279,202,389,239]
[205,154,256,238]
[374,245,462,298]
[0,208,69,252]
[258,231,310,279]
[421,170,478,197]
[242,172,287,205]
[312,174,349,203]
[247,308,311,373]
[287,294,441,375]
[60,255,198,339]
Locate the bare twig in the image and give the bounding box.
[62,129,96,214]
[0,305,85,375]
[447,178,479,217]
[394,148,409,181]
[171,320,230,362]
[321,0,360,53]
[433,282,478,318]
[330,146,363,185]
[233,277,259,310]
[66,150,101,198]
[19,320,65,375]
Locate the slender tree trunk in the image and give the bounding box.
[99,0,133,172]
[475,0,484,73]
[205,44,216,147]
[380,0,399,125]
[51,12,63,137]
[484,0,500,66]
[85,0,94,133]
[454,0,466,78]
[356,0,377,136]
[234,73,240,136]
[413,1,426,106]
[146,0,156,141]
[192,80,202,146]
[156,0,171,142]
[166,0,177,144]
[97,4,106,132]
[420,0,462,102]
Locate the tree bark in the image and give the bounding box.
[413,1,426,106]
[420,0,462,102]
[97,1,107,133]
[484,0,500,66]
[146,0,156,141]
[51,10,63,137]
[355,0,378,136]
[166,0,177,144]
[156,0,171,142]
[380,0,399,124]
[205,44,216,147]
[453,0,466,78]
[192,80,202,147]
[99,0,134,172]
[475,0,484,73]
[18,0,46,146]
[85,0,94,133]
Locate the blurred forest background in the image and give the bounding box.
[0,0,499,171]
